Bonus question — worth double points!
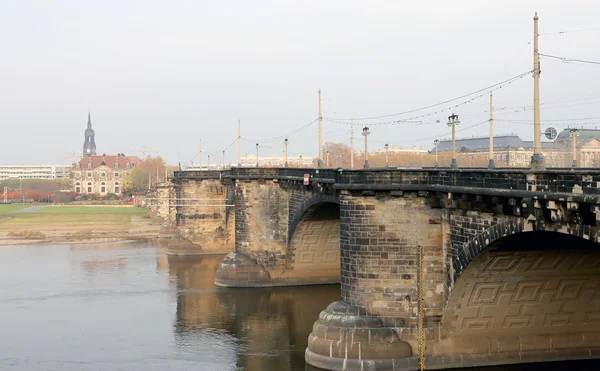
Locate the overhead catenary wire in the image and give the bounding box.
[539,53,600,66]
[541,27,600,35]
[324,72,531,126]
[324,70,532,122]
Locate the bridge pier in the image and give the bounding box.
[306,191,443,370]
[214,170,341,287]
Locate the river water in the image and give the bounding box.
[0,241,596,371]
[0,241,335,371]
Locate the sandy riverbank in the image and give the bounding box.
[0,206,161,246]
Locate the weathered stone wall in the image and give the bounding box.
[215,180,341,286]
[339,190,443,328]
[174,178,234,253]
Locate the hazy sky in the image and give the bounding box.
[2,0,599,165]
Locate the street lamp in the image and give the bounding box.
[362,126,370,168]
[384,143,389,168]
[570,128,579,167]
[255,143,259,167]
[284,138,289,167]
[433,139,440,167]
[326,150,330,167]
[207,154,211,170]
[447,113,460,168]
[222,150,225,170]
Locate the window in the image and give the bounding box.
[75,187,80,193]
[115,162,119,169]
[100,172,106,177]
[114,172,119,177]
[87,172,92,178]
[126,163,130,168]
[100,182,106,193]
[114,182,120,193]
[87,163,92,169]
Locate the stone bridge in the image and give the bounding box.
[164,167,600,370]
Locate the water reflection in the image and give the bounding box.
[166,254,339,371]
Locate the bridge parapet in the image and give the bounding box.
[337,168,600,198]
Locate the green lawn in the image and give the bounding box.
[38,206,148,215]
[0,204,28,213]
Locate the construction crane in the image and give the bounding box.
[111,147,159,160]
[57,151,81,164]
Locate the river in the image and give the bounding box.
[0,241,595,371]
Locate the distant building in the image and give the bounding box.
[70,155,141,194]
[374,145,429,155]
[431,129,600,167]
[238,154,314,168]
[70,113,141,194]
[0,164,71,180]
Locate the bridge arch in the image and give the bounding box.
[285,195,341,285]
[438,230,600,363]
[288,193,339,242]
[450,218,599,284]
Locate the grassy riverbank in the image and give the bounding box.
[0,205,160,245]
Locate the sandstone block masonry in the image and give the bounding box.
[214,176,341,287]
[168,173,234,254]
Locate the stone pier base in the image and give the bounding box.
[214,251,340,287]
[305,301,413,371]
[214,252,271,287]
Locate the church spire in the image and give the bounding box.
[83,110,97,157]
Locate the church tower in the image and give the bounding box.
[83,111,97,156]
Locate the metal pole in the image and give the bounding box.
[256,143,259,167]
[326,150,330,167]
[434,140,439,167]
[350,119,355,168]
[284,138,289,167]
[531,12,545,169]
[451,117,457,168]
[207,154,210,170]
[385,144,389,168]
[571,129,578,167]
[489,92,495,168]
[318,89,324,167]
[362,126,370,168]
[222,150,225,170]
[237,119,241,166]
[199,138,203,170]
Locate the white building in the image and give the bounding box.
[0,165,71,180]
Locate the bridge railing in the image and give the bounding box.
[225,167,338,183]
[174,167,600,196]
[173,170,227,180]
[336,168,600,195]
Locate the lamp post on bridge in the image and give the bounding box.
[362,126,370,168]
[284,138,289,167]
[255,143,259,167]
[326,150,330,167]
[222,150,225,170]
[207,154,211,170]
[571,128,579,168]
[447,113,460,168]
[384,143,389,168]
[434,139,439,167]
